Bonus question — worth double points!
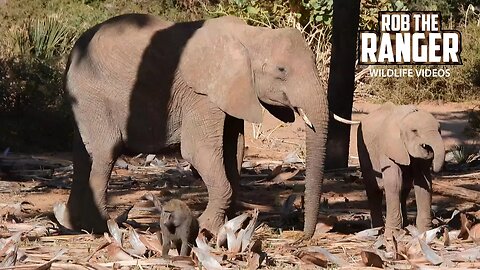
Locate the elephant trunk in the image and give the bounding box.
[297,83,329,238]
[428,133,445,173]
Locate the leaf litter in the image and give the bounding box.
[0,153,479,269]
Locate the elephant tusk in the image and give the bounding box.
[297,108,314,130]
[333,113,361,125]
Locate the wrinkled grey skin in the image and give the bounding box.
[357,102,445,237]
[62,14,328,236]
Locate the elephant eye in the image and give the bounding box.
[276,66,287,80]
[411,129,418,133]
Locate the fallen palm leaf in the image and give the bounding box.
[418,238,443,265]
[0,231,23,257]
[360,250,383,268]
[85,240,111,262]
[226,226,242,253]
[195,235,212,252]
[270,165,282,179]
[1,245,18,267]
[106,219,122,244]
[354,227,383,240]
[296,251,329,267]
[217,212,249,248]
[1,221,48,236]
[404,234,424,260]
[424,226,442,244]
[127,228,147,256]
[144,154,156,166]
[271,168,300,183]
[143,192,162,211]
[52,202,77,232]
[241,209,259,252]
[170,256,196,268]
[139,234,162,254]
[106,240,134,261]
[34,249,66,270]
[192,247,223,270]
[405,225,421,238]
[302,246,348,267]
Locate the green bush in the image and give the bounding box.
[0,57,72,152]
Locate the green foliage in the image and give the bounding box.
[302,0,333,25]
[204,0,296,28]
[0,57,72,151]
[406,0,480,23]
[360,0,407,30]
[9,17,75,60]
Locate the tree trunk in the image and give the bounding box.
[325,0,361,170]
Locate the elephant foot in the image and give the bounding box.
[53,201,109,233]
[198,209,225,235]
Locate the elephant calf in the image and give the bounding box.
[357,102,445,237]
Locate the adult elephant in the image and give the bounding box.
[59,14,328,237]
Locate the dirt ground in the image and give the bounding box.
[0,101,479,269]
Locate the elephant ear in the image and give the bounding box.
[179,24,263,123]
[381,105,418,166]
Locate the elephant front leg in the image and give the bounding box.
[382,163,404,238]
[181,110,232,234]
[412,159,433,232]
[185,143,232,233]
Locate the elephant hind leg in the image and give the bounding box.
[361,168,384,228]
[400,174,413,228]
[65,120,122,233]
[223,115,245,218]
[365,181,384,229]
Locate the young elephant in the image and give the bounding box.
[357,102,445,237]
[60,13,329,237]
